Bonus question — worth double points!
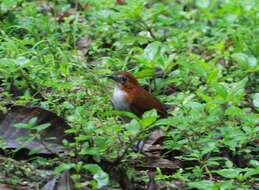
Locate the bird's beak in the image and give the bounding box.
[107,75,120,82]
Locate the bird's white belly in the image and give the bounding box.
[112,86,130,111]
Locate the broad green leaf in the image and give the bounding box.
[231,53,258,70]
[80,147,102,156]
[140,109,158,127]
[249,160,259,167]
[244,167,259,178]
[83,164,109,188]
[143,41,162,62]
[226,78,248,103]
[188,180,214,190]
[213,168,243,179]
[126,119,141,136]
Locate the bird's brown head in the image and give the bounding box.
[107,71,139,90]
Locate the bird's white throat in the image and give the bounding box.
[112,85,130,111]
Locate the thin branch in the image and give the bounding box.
[113,124,158,164]
[203,164,214,181]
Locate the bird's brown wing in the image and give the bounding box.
[129,87,167,118]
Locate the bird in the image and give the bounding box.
[107,71,167,118]
[108,72,167,189]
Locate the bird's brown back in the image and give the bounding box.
[123,85,167,118]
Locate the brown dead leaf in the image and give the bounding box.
[131,158,180,173]
[134,129,164,157]
[143,158,180,170]
[55,9,85,23]
[56,11,76,22]
[145,129,164,145]
[0,105,73,154]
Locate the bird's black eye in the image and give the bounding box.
[121,76,128,82]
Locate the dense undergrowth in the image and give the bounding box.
[0,0,258,189]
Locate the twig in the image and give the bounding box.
[203,164,214,181]
[38,136,56,155]
[113,124,158,164]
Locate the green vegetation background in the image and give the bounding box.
[0,0,258,189]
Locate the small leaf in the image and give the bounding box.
[16,56,30,66]
[54,163,75,175]
[34,123,51,132]
[225,160,233,168]
[14,123,31,129]
[248,55,257,67]
[29,117,38,125]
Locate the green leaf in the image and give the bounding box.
[14,123,31,129]
[126,119,141,136]
[140,109,158,127]
[83,164,109,188]
[80,146,102,156]
[188,180,214,190]
[213,168,242,179]
[219,126,247,151]
[252,93,259,108]
[244,167,259,178]
[0,0,21,13]
[247,55,257,67]
[231,53,258,70]
[225,160,233,168]
[143,41,161,61]
[195,0,210,9]
[14,117,37,129]
[15,56,30,67]
[34,123,51,132]
[54,163,75,175]
[28,117,38,126]
[226,78,248,103]
[249,160,259,167]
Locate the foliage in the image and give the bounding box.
[0,0,258,189]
